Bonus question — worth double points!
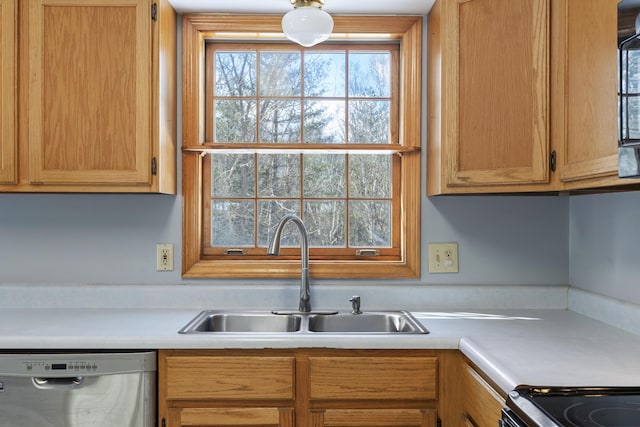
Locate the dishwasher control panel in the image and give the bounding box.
[0,352,156,377]
[24,359,100,374]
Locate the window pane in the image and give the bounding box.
[304,200,346,247]
[203,41,403,260]
[214,51,256,97]
[257,200,300,247]
[211,200,255,247]
[304,52,346,97]
[258,153,300,197]
[260,51,301,96]
[349,52,391,98]
[214,99,256,142]
[259,100,301,143]
[623,96,640,140]
[348,100,391,143]
[304,154,346,198]
[349,200,391,247]
[304,100,345,143]
[349,154,391,198]
[211,153,255,197]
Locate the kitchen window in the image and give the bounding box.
[182,15,422,279]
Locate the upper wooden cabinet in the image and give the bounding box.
[0,0,16,185]
[428,0,550,194]
[0,0,176,193]
[428,0,626,195]
[554,0,620,190]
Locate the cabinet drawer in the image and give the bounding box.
[309,356,437,400]
[165,356,295,400]
[313,409,437,427]
[175,407,294,426]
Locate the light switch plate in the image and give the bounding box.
[427,242,458,273]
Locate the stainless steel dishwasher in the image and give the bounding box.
[0,351,156,427]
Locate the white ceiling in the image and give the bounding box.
[167,0,435,15]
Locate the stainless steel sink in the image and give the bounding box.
[179,310,428,334]
[179,311,302,333]
[307,311,428,334]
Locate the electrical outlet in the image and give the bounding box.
[157,243,174,271]
[427,242,458,273]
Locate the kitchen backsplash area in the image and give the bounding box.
[0,193,568,288]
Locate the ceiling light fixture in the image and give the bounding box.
[281,0,334,47]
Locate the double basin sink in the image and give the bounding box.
[179,310,429,334]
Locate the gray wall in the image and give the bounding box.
[0,191,570,287]
[570,191,640,305]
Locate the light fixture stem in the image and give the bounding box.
[291,0,324,8]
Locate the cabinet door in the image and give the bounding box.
[0,0,16,184]
[28,0,152,186]
[462,364,504,427]
[430,0,549,191]
[310,409,437,427]
[167,407,294,427]
[555,0,620,187]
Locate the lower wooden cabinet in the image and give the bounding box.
[460,361,505,427]
[159,349,442,427]
[167,407,295,427]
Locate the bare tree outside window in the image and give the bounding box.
[205,43,398,254]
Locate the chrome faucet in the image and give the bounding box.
[267,214,311,313]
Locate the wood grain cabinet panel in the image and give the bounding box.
[160,350,444,427]
[168,407,295,427]
[164,355,295,400]
[428,0,629,194]
[308,356,438,400]
[555,0,622,189]
[310,408,437,427]
[0,0,16,184]
[461,363,504,427]
[28,0,152,187]
[0,0,176,192]
[428,0,550,194]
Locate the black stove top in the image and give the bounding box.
[506,387,640,427]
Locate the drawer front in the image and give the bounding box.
[312,408,438,427]
[309,356,437,400]
[176,407,294,426]
[165,356,295,400]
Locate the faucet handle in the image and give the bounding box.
[349,295,362,315]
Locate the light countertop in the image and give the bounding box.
[1,308,639,394]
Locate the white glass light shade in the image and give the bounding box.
[282,6,334,47]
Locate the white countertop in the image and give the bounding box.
[1,308,639,394]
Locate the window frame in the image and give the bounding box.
[182,14,422,279]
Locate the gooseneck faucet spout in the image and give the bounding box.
[267,214,311,312]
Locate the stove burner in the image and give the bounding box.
[563,401,640,427]
[506,387,640,427]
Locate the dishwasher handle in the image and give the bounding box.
[32,376,85,390]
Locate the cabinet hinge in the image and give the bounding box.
[152,157,158,175]
[151,2,158,21]
[161,418,166,427]
[550,150,557,173]
[437,418,442,427]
